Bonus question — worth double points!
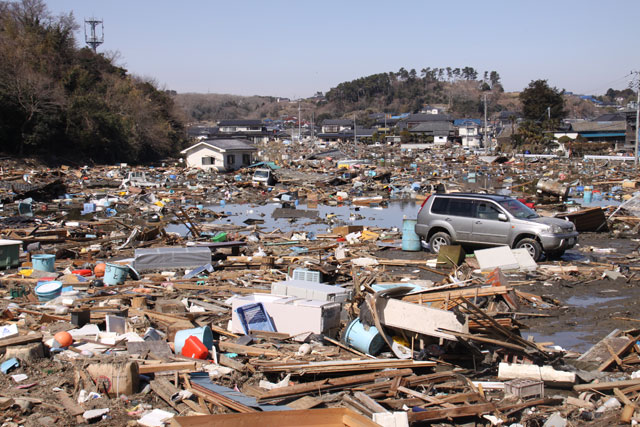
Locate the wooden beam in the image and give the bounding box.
[138,362,197,374]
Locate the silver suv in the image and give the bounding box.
[415,193,578,261]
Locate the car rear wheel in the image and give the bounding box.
[429,232,451,254]
[515,238,542,261]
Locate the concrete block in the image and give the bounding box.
[474,246,519,271]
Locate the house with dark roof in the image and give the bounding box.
[397,113,453,130]
[180,139,257,171]
[408,121,455,146]
[215,119,271,144]
[321,119,353,133]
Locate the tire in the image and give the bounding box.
[429,232,451,254]
[546,250,565,260]
[515,238,542,261]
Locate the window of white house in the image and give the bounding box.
[226,155,235,165]
[202,156,214,165]
[242,154,251,165]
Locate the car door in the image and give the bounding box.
[471,201,512,244]
[444,198,475,242]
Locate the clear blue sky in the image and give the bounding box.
[46,0,638,98]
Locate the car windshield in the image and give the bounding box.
[254,170,269,178]
[498,199,539,219]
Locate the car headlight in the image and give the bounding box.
[550,225,563,234]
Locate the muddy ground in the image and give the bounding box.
[377,232,640,354]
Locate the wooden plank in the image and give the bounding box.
[574,378,640,392]
[138,362,197,374]
[218,341,279,357]
[286,395,324,410]
[402,286,511,303]
[0,332,43,349]
[598,334,640,372]
[258,368,413,402]
[170,408,379,427]
[408,402,496,422]
[151,378,190,413]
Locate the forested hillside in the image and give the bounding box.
[0,0,186,164]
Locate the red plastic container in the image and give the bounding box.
[181,335,209,359]
[72,269,93,277]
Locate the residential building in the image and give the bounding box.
[180,139,256,171]
[454,119,482,148]
[321,119,353,133]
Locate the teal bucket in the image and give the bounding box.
[104,263,130,285]
[32,254,56,272]
[35,280,62,301]
[174,326,213,355]
[402,218,421,251]
[343,319,385,355]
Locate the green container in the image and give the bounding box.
[211,232,227,242]
[0,239,22,269]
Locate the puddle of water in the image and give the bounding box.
[566,294,625,308]
[528,331,593,353]
[167,200,422,236]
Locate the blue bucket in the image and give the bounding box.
[343,319,385,355]
[402,218,421,251]
[104,263,130,285]
[174,326,213,355]
[32,254,56,272]
[35,280,62,302]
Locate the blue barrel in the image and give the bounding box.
[32,254,56,272]
[343,319,385,355]
[174,326,213,355]
[104,263,130,285]
[583,186,593,204]
[402,218,421,251]
[35,280,62,301]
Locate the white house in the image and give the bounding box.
[457,121,481,148]
[181,139,257,171]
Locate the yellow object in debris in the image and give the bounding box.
[19,268,33,277]
[392,336,410,347]
[154,201,165,207]
[361,229,379,241]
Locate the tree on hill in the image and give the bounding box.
[519,80,566,123]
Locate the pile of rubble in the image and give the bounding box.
[1,149,640,426]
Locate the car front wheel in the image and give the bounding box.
[429,232,451,254]
[515,238,542,261]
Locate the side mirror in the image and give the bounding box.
[498,213,508,222]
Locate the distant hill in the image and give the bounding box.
[174,67,605,124]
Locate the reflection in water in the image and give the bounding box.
[167,200,423,236]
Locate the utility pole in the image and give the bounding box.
[483,94,488,152]
[635,72,640,168]
[298,101,301,144]
[353,114,357,145]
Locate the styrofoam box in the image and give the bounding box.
[230,293,341,335]
[271,280,351,303]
